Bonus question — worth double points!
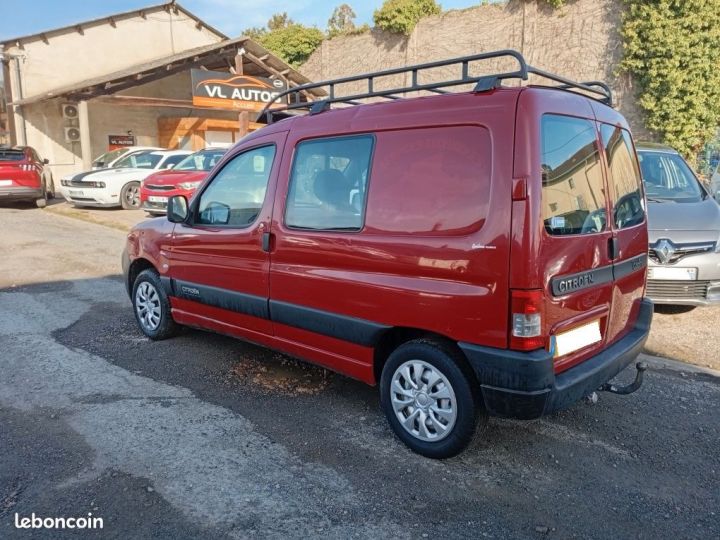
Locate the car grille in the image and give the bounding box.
[144,184,175,191]
[646,280,709,300]
[648,241,715,264]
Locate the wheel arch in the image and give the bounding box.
[127,257,157,294]
[373,327,470,385]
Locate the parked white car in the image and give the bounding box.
[91,146,162,169]
[60,150,191,209]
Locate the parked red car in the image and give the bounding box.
[123,51,652,458]
[139,148,226,215]
[0,145,54,207]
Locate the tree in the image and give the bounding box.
[620,0,720,158]
[258,24,325,67]
[373,0,442,35]
[268,12,292,31]
[327,4,357,38]
[243,12,324,67]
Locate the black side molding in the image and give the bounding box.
[173,279,269,320]
[269,300,389,347]
[166,278,388,347]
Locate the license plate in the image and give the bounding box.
[553,319,602,358]
[69,190,84,197]
[0,179,12,186]
[148,196,168,203]
[648,267,697,281]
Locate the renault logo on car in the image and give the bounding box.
[655,239,676,264]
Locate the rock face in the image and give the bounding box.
[301,0,649,139]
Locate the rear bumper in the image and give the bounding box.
[459,298,653,419]
[0,186,42,200]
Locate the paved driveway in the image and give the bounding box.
[1,206,718,539]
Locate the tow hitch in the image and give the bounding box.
[599,362,648,395]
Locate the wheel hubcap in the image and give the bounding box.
[135,281,161,331]
[126,185,140,208]
[390,360,457,442]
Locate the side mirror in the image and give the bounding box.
[166,163,175,169]
[167,195,189,223]
[43,158,50,165]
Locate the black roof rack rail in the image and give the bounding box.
[258,49,613,123]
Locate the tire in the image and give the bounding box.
[47,176,56,199]
[654,304,696,315]
[380,339,479,459]
[132,269,179,340]
[120,181,141,210]
[35,181,48,208]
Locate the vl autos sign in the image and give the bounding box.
[191,69,287,112]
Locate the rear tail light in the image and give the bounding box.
[21,163,34,171]
[510,289,545,351]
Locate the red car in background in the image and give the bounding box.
[0,145,55,207]
[140,148,226,215]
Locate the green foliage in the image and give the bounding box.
[373,0,442,35]
[258,24,325,67]
[243,13,324,68]
[620,1,720,157]
[542,0,565,7]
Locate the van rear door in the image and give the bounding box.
[598,124,648,344]
[537,113,616,372]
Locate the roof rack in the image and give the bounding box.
[258,49,613,123]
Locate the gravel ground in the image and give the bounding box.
[1,205,718,539]
[645,305,720,371]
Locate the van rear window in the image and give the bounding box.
[541,115,606,236]
[600,125,645,229]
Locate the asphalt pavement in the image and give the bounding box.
[1,205,718,539]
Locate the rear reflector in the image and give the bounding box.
[510,289,545,351]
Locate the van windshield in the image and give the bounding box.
[638,151,706,202]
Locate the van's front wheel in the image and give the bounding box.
[132,269,178,340]
[380,339,478,459]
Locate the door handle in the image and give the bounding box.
[608,237,619,260]
[261,232,273,252]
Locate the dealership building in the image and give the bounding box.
[0,2,318,179]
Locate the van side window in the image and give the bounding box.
[541,115,607,236]
[600,125,645,229]
[196,145,276,227]
[285,135,374,231]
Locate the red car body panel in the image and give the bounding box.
[139,170,209,212]
[0,147,49,201]
[123,85,650,416]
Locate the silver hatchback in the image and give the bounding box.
[637,143,720,306]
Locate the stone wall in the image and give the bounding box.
[301,0,648,139]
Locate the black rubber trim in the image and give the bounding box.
[173,279,269,320]
[551,265,613,296]
[167,279,388,346]
[612,254,647,280]
[459,298,653,419]
[269,300,389,347]
[551,253,648,296]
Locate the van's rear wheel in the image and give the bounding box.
[380,339,478,459]
[132,269,178,340]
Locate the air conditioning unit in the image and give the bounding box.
[64,126,81,143]
[62,103,79,120]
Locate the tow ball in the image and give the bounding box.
[599,362,648,395]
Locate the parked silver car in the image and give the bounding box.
[637,143,720,307]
